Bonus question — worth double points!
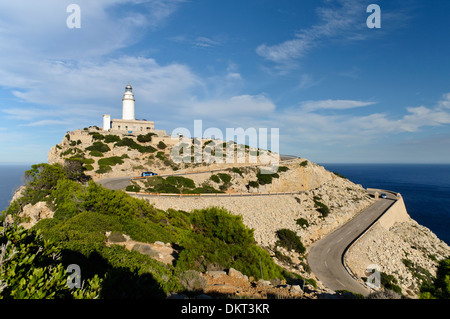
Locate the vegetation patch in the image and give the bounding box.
[296,218,309,229]
[86,141,110,153]
[313,196,330,218]
[299,161,308,167]
[177,207,284,280]
[275,229,306,254]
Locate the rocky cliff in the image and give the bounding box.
[14,127,450,298]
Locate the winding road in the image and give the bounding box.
[97,161,399,296]
[307,190,398,296]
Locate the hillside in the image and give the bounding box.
[1,127,449,299]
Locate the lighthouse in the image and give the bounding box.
[103,83,159,134]
[122,83,135,121]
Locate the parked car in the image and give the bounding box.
[380,193,387,199]
[141,171,158,177]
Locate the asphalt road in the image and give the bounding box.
[307,191,397,296]
[97,176,132,190]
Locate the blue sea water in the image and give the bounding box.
[0,165,29,214]
[320,164,450,246]
[1,163,450,246]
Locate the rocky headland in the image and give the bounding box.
[9,127,450,298]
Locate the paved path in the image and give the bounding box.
[307,191,397,296]
[97,156,299,191]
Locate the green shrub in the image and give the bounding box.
[0,224,101,299]
[137,133,157,143]
[108,231,127,243]
[275,229,306,254]
[96,165,112,174]
[177,207,284,280]
[104,135,121,144]
[114,138,155,153]
[166,176,195,189]
[380,272,402,295]
[313,197,330,218]
[91,133,105,141]
[296,218,309,229]
[157,141,167,150]
[299,161,308,167]
[98,156,124,167]
[84,158,95,165]
[248,181,259,188]
[420,258,450,299]
[84,164,94,171]
[86,142,110,153]
[156,151,165,161]
[210,174,220,183]
[217,173,232,184]
[231,167,243,177]
[126,185,141,192]
[89,150,104,157]
[278,166,289,172]
[257,171,273,185]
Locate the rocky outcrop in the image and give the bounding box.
[17,202,54,230]
[346,215,450,298]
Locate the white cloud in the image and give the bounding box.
[189,95,276,119]
[299,99,375,112]
[256,0,367,65]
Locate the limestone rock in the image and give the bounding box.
[18,201,54,229]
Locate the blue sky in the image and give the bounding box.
[1,0,450,164]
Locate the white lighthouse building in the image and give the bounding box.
[122,83,135,120]
[103,83,160,135]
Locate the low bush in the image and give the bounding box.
[96,165,112,174]
[210,174,220,183]
[313,197,330,218]
[104,135,121,144]
[275,229,306,254]
[248,181,259,188]
[230,167,243,177]
[217,173,232,184]
[296,218,309,229]
[98,156,124,167]
[157,141,167,150]
[86,142,110,153]
[89,150,104,157]
[137,133,156,143]
[177,207,284,280]
[126,185,141,192]
[178,270,207,293]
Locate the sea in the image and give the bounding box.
[0,163,449,245]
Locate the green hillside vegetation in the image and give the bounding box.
[144,176,224,194]
[0,162,284,298]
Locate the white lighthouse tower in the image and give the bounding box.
[122,83,135,120]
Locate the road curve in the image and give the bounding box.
[307,191,397,296]
[97,176,131,190]
[96,155,300,191]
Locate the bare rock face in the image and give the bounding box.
[18,202,54,229]
[346,218,450,298]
